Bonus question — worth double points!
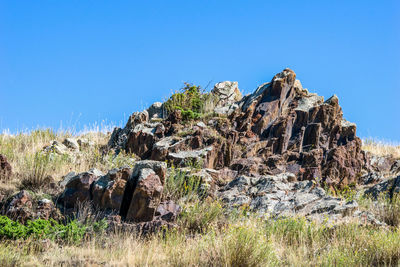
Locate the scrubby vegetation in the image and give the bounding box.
[1,129,400,266]
[0,216,107,244]
[164,83,217,121]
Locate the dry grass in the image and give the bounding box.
[362,138,400,159]
[1,213,400,266]
[0,128,136,195]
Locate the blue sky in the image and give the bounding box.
[0,1,399,140]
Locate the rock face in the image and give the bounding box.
[231,69,366,187]
[219,173,359,222]
[108,69,366,188]
[0,154,12,180]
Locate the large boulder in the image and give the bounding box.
[212,81,242,114]
[120,160,167,222]
[0,154,12,180]
[125,168,163,222]
[59,169,103,209]
[91,167,132,211]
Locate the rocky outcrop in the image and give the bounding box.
[231,69,366,187]
[108,69,366,188]
[0,154,12,180]
[219,173,362,223]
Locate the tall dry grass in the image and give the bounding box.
[0,127,136,194]
[1,212,400,266]
[362,138,400,159]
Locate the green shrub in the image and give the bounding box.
[164,83,216,121]
[0,216,107,244]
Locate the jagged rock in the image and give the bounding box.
[212,81,242,110]
[63,138,80,151]
[108,69,367,188]
[147,102,165,120]
[59,169,103,208]
[220,173,359,222]
[0,154,12,180]
[364,175,400,199]
[125,123,162,159]
[119,160,167,222]
[108,110,150,152]
[5,190,33,223]
[231,68,366,187]
[91,167,131,211]
[125,168,163,222]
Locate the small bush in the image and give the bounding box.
[164,83,217,121]
[178,200,225,233]
[164,167,206,202]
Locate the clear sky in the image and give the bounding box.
[0,1,399,140]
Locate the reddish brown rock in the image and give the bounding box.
[60,169,102,209]
[36,199,61,220]
[5,190,33,223]
[92,167,131,211]
[0,154,12,180]
[125,168,163,222]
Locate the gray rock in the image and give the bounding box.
[43,140,68,154]
[168,146,213,166]
[219,172,366,224]
[63,138,79,151]
[147,102,164,120]
[212,81,242,109]
[364,175,400,199]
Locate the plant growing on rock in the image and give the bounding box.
[164,83,217,121]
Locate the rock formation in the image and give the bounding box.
[109,68,367,189]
